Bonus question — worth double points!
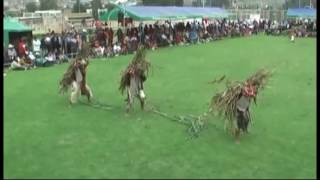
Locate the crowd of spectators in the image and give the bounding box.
[3,18,316,71]
[90,18,316,57]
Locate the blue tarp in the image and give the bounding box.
[287,8,316,18]
[106,5,229,20]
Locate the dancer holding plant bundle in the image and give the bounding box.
[119,45,151,113]
[59,44,93,104]
[210,69,272,143]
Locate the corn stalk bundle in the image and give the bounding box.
[210,69,273,124]
[59,60,77,94]
[77,43,91,59]
[119,46,151,94]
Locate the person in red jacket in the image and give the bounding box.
[18,38,27,58]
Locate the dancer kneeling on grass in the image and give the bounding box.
[119,45,151,113]
[59,47,93,104]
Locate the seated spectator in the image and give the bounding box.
[176,31,184,45]
[7,44,18,62]
[113,42,121,56]
[144,35,151,48]
[10,57,32,71]
[105,45,114,58]
[95,45,105,57]
[129,35,138,53]
[93,39,104,57]
[121,36,129,54]
[160,33,170,47]
[57,54,69,63]
[26,51,36,65]
[45,51,56,63]
[189,29,198,44]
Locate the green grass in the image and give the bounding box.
[4,35,316,179]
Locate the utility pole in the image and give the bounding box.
[61,8,64,33]
[299,0,300,8]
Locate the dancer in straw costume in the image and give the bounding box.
[210,69,272,143]
[59,44,93,104]
[119,45,151,113]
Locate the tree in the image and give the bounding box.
[73,0,87,13]
[175,0,183,6]
[105,3,117,11]
[142,0,183,6]
[211,0,231,8]
[26,2,38,12]
[91,0,102,20]
[39,0,58,10]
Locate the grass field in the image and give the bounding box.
[4,35,316,179]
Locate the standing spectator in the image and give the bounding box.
[7,44,18,62]
[81,29,87,43]
[104,28,109,47]
[113,42,121,56]
[76,32,82,51]
[33,36,41,56]
[109,28,114,46]
[117,28,123,43]
[18,38,27,59]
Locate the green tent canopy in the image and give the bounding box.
[3,17,32,48]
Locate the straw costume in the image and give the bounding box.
[59,44,93,104]
[119,45,151,113]
[210,69,272,142]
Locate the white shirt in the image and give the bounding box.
[8,48,17,57]
[33,39,41,52]
[113,45,121,51]
[45,37,51,43]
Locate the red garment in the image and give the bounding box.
[18,41,26,57]
[175,32,182,43]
